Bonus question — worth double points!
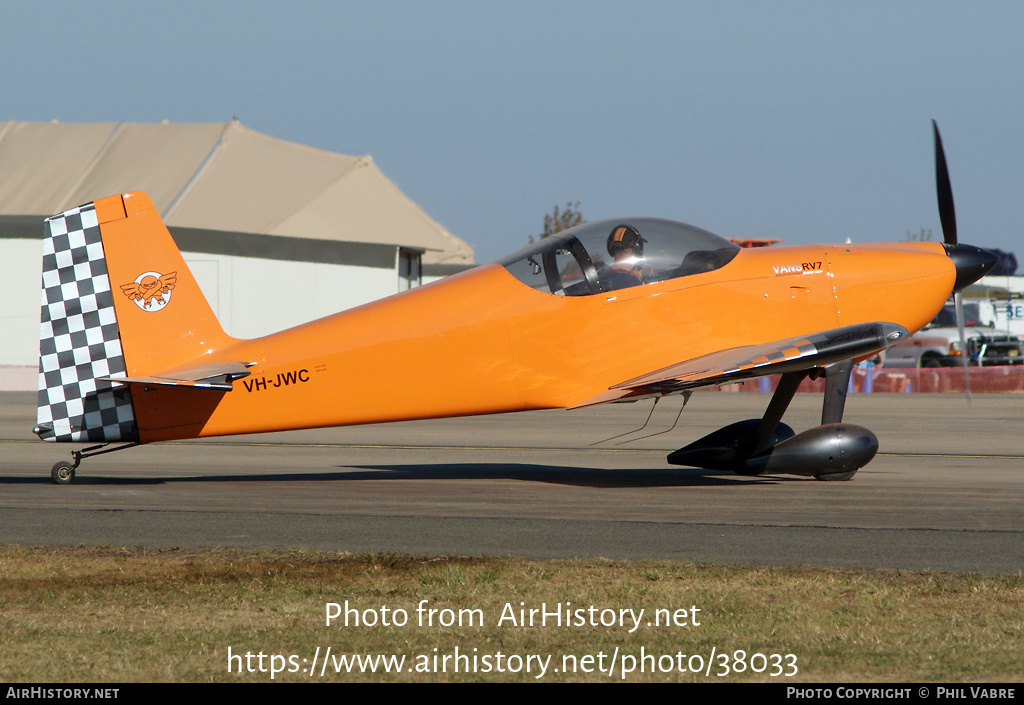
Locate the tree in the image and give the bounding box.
[529,202,585,244]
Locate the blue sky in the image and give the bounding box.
[5,1,1023,263]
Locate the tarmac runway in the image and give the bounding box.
[1,390,1022,573]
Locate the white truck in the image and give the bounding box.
[883,302,1024,368]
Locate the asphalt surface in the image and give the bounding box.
[1,390,1022,573]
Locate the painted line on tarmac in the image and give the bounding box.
[8,438,1023,460]
[165,441,1024,460]
[171,441,655,453]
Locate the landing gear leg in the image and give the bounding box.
[815,360,858,481]
[751,370,808,455]
[821,359,853,425]
[49,442,140,485]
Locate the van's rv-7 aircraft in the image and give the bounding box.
[35,123,996,484]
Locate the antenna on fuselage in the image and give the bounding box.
[615,392,692,445]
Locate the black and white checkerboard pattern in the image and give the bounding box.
[36,202,138,443]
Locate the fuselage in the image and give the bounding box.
[130,234,955,443]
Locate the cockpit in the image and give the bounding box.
[498,218,740,296]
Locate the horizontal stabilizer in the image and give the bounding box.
[98,361,253,391]
[574,321,908,407]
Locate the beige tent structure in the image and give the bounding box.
[0,120,475,383]
[0,119,472,263]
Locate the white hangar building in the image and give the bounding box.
[0,120,474,387]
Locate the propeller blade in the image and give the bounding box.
[933,120,958,246]
[954,292,972,402]
[933,122,975,404]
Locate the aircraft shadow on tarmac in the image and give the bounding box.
[340,463,788,488]
[0,463,790,487]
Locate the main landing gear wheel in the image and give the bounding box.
[51,461,75,485]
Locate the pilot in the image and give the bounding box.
[604,224,647,290]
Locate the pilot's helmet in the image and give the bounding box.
[607,224,645,257]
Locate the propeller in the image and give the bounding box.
[932,120,998,399]
[933,120,957,247]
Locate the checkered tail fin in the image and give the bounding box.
[36,201,136,442]
[35,193,233,443]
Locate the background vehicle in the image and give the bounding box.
[884,302,1023,368]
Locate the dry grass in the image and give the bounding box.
[0,546,1021,682]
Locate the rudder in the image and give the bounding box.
[36,201,136,442]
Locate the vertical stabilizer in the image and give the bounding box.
[35,192,235,443]
[98,192,233,375]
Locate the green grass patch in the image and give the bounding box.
[0,546,1020,682]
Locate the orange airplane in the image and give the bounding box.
[35,123,996,484]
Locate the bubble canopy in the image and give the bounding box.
[497,218,740,296]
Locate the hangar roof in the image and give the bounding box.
[0,120,472,264]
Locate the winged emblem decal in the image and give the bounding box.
[121,271,177,311]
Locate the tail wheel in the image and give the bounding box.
[51,461,75,485]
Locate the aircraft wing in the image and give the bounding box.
[97,361,253,391]
[574,321,907,407]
